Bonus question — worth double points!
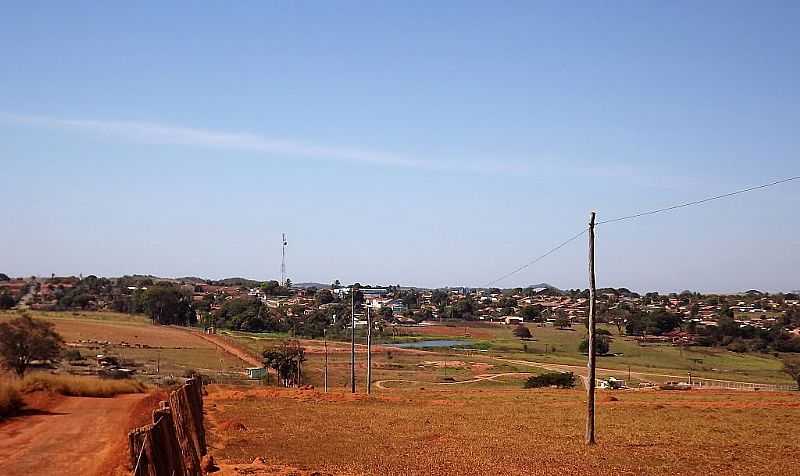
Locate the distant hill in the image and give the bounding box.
[526,283,562,292]
[293,282,331,289]
[213,277,262,287]
[175,276,207,284]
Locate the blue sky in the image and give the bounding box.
[1,1,798,292]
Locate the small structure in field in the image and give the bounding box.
[246,367,267,379]
[598,377,626,390]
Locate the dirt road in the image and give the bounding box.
[0,393,147,475]
[375,372,533,389]
[193,331,263,367]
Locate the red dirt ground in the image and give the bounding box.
[0,391,156,475]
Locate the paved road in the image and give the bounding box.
[0,393,147,475]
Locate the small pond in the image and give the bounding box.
[388,339,475,349]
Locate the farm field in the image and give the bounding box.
[0,310,247,379]
[222,330,533,389]
[220,321,794,387]
[0,311,792,387]
[206,385,800,475]
[394,322,794,385]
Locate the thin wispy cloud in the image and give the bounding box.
[0,112,526,174]
[0,113,691,187]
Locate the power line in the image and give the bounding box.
[484,228,587,287]
[483,174,799,287]
[597,175,800,225]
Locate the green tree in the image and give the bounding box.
[554,313,571,329]
[518,305,541,322]
[262,340,306,387]
[379,306,394,319]
[0,292,15,310]
[143,285,195,326]
[0,315,64,376]
[782,357,800,388]
[430,289,449,307]
[315,289,334,305]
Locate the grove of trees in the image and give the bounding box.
[262,340,306,387]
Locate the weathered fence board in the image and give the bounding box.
[129,378,206,476]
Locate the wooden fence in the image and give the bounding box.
[128,377,207,476]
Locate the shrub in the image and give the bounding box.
[727,339,748,353]
[63,349,83,362]
[524,372,576,389]
[0,380,24,419]
[513,325,532,339]
[18,373,146,397]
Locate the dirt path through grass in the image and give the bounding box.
[192,331,263,367]
[0,393,147,475]
[374,371,533,389]
[496,357,793,389]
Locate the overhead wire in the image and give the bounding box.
[484,175,800,287]
[597,175,800,225]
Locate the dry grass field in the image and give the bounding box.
[206,386,800,476]
[0,310,247,379]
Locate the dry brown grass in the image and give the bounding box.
[206,385,800,475]
[16,373,147,397]
[0,380,24,419]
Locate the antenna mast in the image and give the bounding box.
[281,233,288,286]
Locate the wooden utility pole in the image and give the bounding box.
[323,328,329,393]
[366,306,372,394]
[586,211,597,445]
[351,288,356,393]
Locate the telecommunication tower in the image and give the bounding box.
[281,233,288,286]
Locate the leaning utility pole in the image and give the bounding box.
[351,288,356,393]
[366,306,372,394]
[586,211,597,445]
[323,328,329,393]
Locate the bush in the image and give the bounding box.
[0,380,24,419]
[513,325,532,339]
[63,349,83,362]
[727,339,748,353]
[18,374,146,397]
[524,372,576,389]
